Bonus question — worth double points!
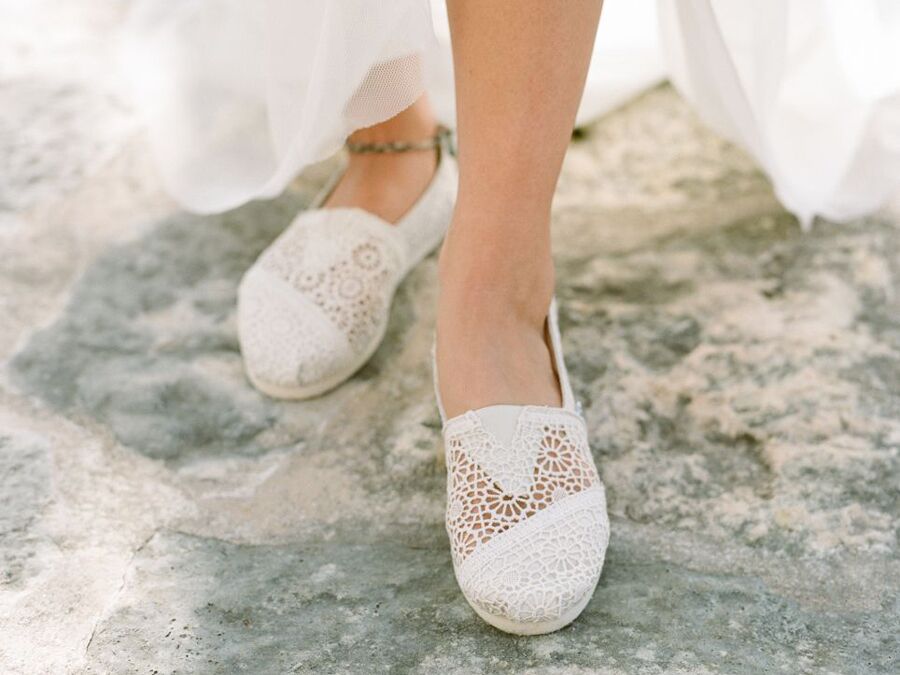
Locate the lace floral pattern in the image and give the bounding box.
[237,146,456,396]
[257,211,401,352]
[444,408,600,567]
[238,275,352,388]
[457,493,608,624]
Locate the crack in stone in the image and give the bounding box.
[82,528,161,659]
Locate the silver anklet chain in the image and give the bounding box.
[346,125,453,154]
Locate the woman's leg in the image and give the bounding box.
[324,95,439,223]
[437,0,603,417]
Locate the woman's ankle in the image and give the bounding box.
[435,219,559,415]
[438,259,554,323]
[438,210,555,325]
[325,96,440,223]
[348,96,437,145]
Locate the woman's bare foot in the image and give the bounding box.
[324,96,439,223]
[435,207,561,419]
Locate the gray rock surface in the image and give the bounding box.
[1,3,898,673]
[81,529,896,675]
[0,430,53,588]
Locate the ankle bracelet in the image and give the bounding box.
[346,125,452,154]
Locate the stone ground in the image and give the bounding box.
[2,2,899,674]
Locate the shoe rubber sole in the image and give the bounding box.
[466,585,595,636]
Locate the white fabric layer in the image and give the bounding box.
[123,0,439,213]
[659,0,900,227]
[123,0,900,224]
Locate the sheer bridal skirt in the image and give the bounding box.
[123,0,900,225]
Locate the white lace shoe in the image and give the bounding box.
[238,133,457,399]
[434,299,610,635]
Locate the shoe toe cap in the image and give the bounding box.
[237,267,357,396]
[456,489,609,631]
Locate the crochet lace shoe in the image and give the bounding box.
[238,131,457,399]
[434,299,610,635]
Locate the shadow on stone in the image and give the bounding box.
[82,528,899,674]
[9,197,304,461]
